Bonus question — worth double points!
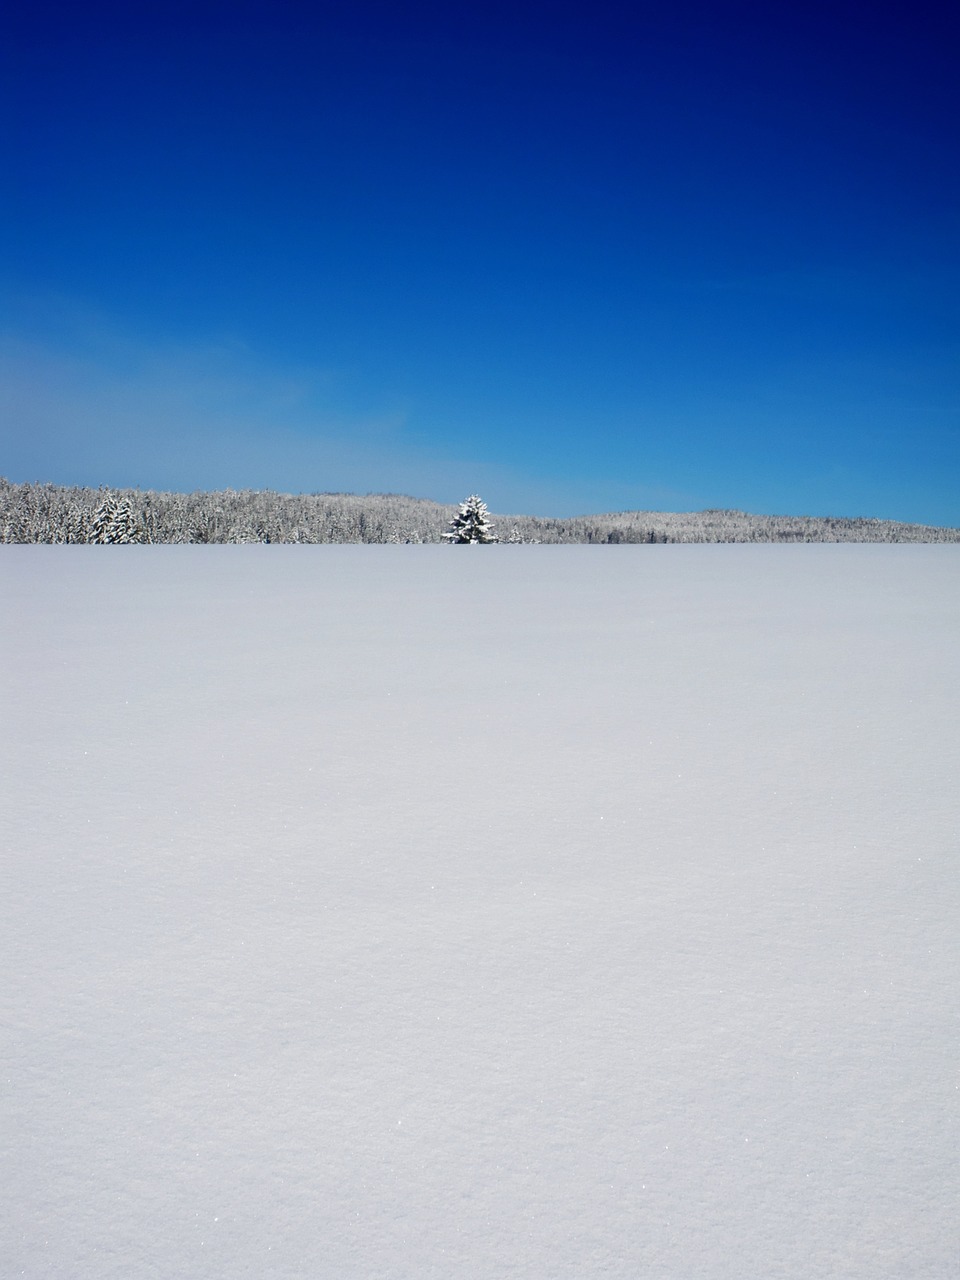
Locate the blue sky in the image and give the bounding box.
[2,0,958,521]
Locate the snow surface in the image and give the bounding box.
[2,545,958,1279]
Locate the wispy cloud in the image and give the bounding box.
[0,295,688,515]
[3,300,343,464]
[0,296,479,499]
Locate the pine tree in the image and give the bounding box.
[111,498,143,543]
[443,494,497,544]
[65,504,90,544]
[92,495,117,543]
[92,494,144,544]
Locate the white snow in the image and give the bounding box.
[2,544,958,1279]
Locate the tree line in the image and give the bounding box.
[2,477,958,544]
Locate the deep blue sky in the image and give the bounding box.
[2,0,958,521]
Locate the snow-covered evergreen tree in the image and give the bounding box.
[64,504,90,544]
[112,498,143,543]
[92,495,117,543]
[443,494,497,544]
[92,494,143,543]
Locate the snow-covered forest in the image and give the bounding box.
[3,544,957,1278]
[3,476,959,543]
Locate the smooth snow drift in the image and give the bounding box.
[2,545,957,1279]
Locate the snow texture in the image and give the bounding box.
[2,545,958,1279]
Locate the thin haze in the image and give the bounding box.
[2,0,958,521]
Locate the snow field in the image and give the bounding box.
[2,545,958,1278]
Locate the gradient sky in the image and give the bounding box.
[2,0,958,521]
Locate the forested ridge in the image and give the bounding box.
[2,477,958,544]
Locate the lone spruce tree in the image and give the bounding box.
[443,494,497,544]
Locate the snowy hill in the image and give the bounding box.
[3,476,960,543]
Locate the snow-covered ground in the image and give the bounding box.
[2,545,957,1279]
